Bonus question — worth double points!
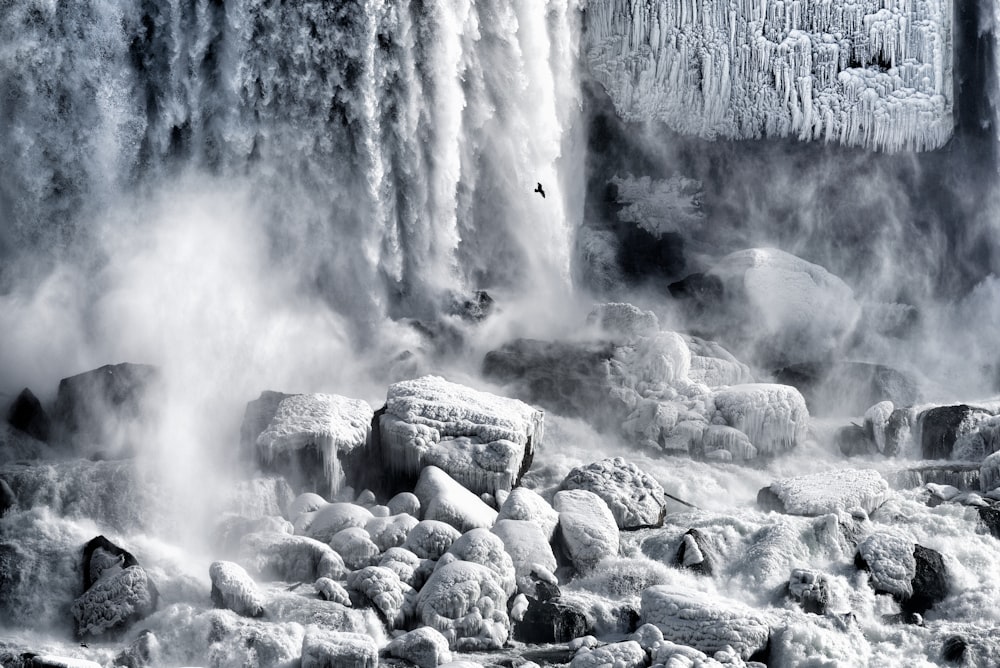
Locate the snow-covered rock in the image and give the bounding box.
[238,531,345,582]
[918,404,993,460]
[71,565,158,637]
[385,627,453,668]
[414,466,498,532]
[315,577,351,606]
[256,393,373,497]
[686,336,753,388]
[758,469,890,516]
[346,566,413,627]
[585,0,952,152]
[329,527,380,570]
[701,425,757,461]
[209,561,264,617]
[712,383,809,455]
[674,528,715,576]
[553,489,620,574]
[441,528,516,597]
[496,487,560,540]
[388,491,421,516]
[855,533,948,614]
[379,547,431,589]
[379,376,543,495]
[365,513,419,552]
[403,520,462,560]
[301,628,378,668]
[641,585,772,660]
[587,302,659,340]
[560,457,667,529]
[571,640,646,668]
[981,451,1000,492]
[491,519,558,596]
[288,492,329,518]
[304,502,375,543]
[786,568,830,615]
[416,560,511,650]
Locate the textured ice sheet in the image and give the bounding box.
[561,457,667,529]
[713,383,809,455]
[381,376,544,495]
[585,0,952,152]
[765,468,890,515]
[416,560,510,650]
[209,561,264,617]
[857,531,916,598]
[554,489,621,574]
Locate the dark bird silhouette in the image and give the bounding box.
[534,182,545,198]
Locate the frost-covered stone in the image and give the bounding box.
[386,626,453,668]
[758,469,889,516]
[497,487,560,540]
[554,489,620,574]
[209,561,264,617]
[713,383,809,455]
[380,376,543,495]
[918,404,993,460]
[952,415,1000,461]
[702,425,757,461]
[238,531,345,582]
[388,491,421,516]
[587,302,659,340]
[72,565,158,637]
[674,528,715,576]
[686,336,753,388]
[441,528,516,596]
[404,520,462,560]
[571,640,646,668]
[561,457,667,529]
[215,514,294,556]
[346,565,413,627]
[329,527,380,570]
[855,534,947,614]
[288,492,329,518]
[379,547,430,589]
[641,585,771,660]
[256,393,373,498]
[301,628,378,668]
[416,560,511,650]
[585,0,952,152]
[365,513,419,552]
[981,451,1000,492]
[415,466,498,532]
[305,502,375,542]
[315,577,351,606]
[787,568,830,615]
[491,519,558,595]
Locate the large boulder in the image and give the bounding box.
[209,561,264,617]
[570,640,646,668]
[513,596,593,644]
[553,489,620,574]
[238,532,345,582]
[496,487,559,540]
[640,585,772,660]
[72,562,158,638]
[918,405,994,460]
[256,393,373,497]
[6,388,50,442]
[385,627,453,668]
[376,376,543,496]
[52,363,161,457]
[403,520,462,561]
[345,566,414,628]
[416,560,510,650]
[712,384,809,456]
[560,457,667,530]
[414,466,498,532]
[491,519,557,595]
[757,469,890,516]
[855,532,948,615]
[301,628,378,668]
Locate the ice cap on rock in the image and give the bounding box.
[759,469,890,516]
[415,465,498,532]
[553,489,620,574]
[560,456,668,529]
[712,383,809,456]
[497,487,559,540]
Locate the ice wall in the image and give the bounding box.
[585,0,953,152]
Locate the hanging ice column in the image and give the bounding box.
[585,0,952,152]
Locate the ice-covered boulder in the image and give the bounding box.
[514,596,594,644]
[315,577,351,606]
[855,533,948,614]
[570,640,646,668]
[712,383,809,455]
[365,513,419,552]
[674,528,715,576]
[586,303,659,340]
[72,565,158,638]
[441,529,516,596]
[256,393,373,497]
[415,466,498,532]
[385,627,453,668]
[584,0,952,152]
[786,568,830,615]
[209,561,264,617]
[491,519,558,595]
[240,390,293,458]
[214,514,294,556]
[288,492,329,518]
[403,520,462,560]
[379,547,431,589]
[553,489,620,574]
[238,532,345,582]
[346,565,414,627]
[757,469,890,516]
[641,585,772,660]
[388,491,421,516]
[300,628,378,668]
[701,425,757,461]
[416,560,511,650]
[918,404,994,460]
[560,457,667,529]
[496,487,560,540]
[329,527,380,571]
[981,451,1000,492]
[685,336,753,388]
[304,502,375,543]
[378,376,543,496]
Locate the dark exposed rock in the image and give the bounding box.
[882,611,924,625]
[513,596,594,644]
[668,272,724,316]
[0,479,15,517]
[114,629,157,667]
[919,405,992,460]
[674,528,715,576]
[451,290,495,322]
[786,569,829,615]
[837,424,876,457]
[979,505,1000,539]
[756,486,785,513]
[907,544,948,615]
[239,391,292,463]
[942,635,968,663]
[882,408,911,457]
[52,363,161,457]
[6,388,50,442]
[774,362,920,417]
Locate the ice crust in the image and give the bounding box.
[238,531,345,582]
[416,560,511,650]
[571,639,647,668]
[414,465,498,532]
[585,0,953,152]
[71,565,157,637]
[554,489,621,573]
[713,384,809,455]
[385,626,453,668]
[496,487,560,539]
[381,376,544,495]
[857,531,916,598]
[491,519,558,595]
[561,456,667,529]
[346,566,413,627]
[301,628,378,668]
[209,560,264,617]
[766,468,890,515]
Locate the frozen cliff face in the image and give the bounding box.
[585,0,952,152]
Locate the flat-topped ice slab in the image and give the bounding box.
[759,468,891,516]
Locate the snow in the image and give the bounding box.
[414,465,498,532]
[416,560,511,650]
[496,487,560,540]
[385,626,453,668]
[403,520,462,560]
[381,376,544,495]
[571,640,647,668]
[765,468,890,515]
[640,585,772,660]
[857,531,916,598]
[209,561,264,617]
[713,383,809,455]
[256,393,373,497]
[238,531,345,582]
[561,457,667,529]
[585,0,953,152]
[301,628,378,668]
[554,489,621,574]
[491,519,558,595]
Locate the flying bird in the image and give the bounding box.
[534,182,545,198]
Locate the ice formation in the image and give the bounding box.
[304,502,375,543]
[440,529,517,597]
[238,531,345,582]
[329,527,380,570]
[587,302,661,340]
[416,560,511,650]
[315,577,352,606]
[414,466,498,532]
[403,520,462,560]
[346,566,414,628]
[553,489,621,574]
[640,585,772,660]
[585,0,952,152]
[761,468,890,515]
[491,519,559,596]
[561,457,668,529]
[208,561,264,618]
[385,627,453,668]
[570,639,647,668]
[256,393,373,497]
[300,628,378,668]
[365,513,419,552]
[380,376,544,495]
[856,531,916,598]
[71,565,158,637]
[496,487,560,540]
[712,384,809,455]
